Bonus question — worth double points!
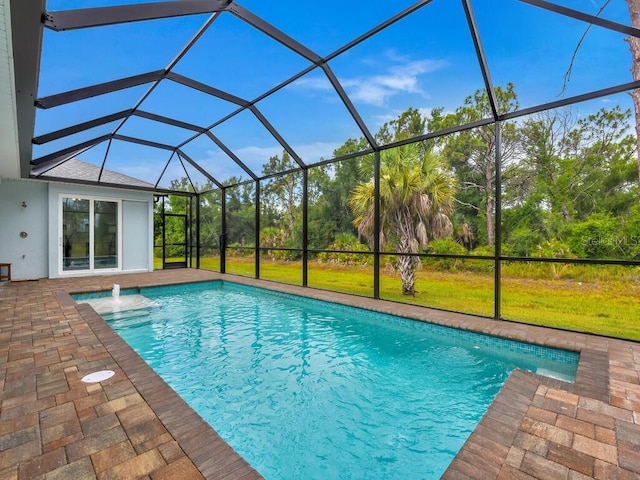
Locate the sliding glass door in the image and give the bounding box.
[61,196,121,273]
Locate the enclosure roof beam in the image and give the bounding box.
[462,0,499,120]
[166,72,249,106]
[43,0,232,31]
[32,110,133,145]
[30,149,93,177]
[176,154,197,192]
[154,153,176,191]
[501,79,640,121]
[35,70,166,109]
[112,134,175,151]
[321,64,377,149]
[249,106,305,168]
[324,1,434,63]
[32,109,206,147]
[228,4,322,65]
[177,149,224,189]
[31,135,110,167]
[134,111,207,133]
[519,0,640,38]
[204,131,259,181]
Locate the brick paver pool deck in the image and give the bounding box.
[1,270,639,479]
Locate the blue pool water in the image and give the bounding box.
[76,282,578,480]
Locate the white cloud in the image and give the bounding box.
[234,142,343,166]
[294,76,333,91]
[342,80,394,106]
[235,145,283,162]
[201,141,343,177]
[293,141,342,162]
[295,54,448,107]
[351,58,447,106]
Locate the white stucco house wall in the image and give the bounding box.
[0,160,155,281]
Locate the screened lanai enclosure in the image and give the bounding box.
[11,0,640,339]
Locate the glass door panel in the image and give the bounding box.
[62,198,90,271]
[94,201,118,269]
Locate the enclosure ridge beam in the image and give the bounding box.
[32,110,134,144]
[519,0,640,38]
[177,149,224,189]
[166,72,249,106]
[43,0,232,31]
[461,0,499,120]
[322,64,377,149]
[35,71,166,109]
[112,134,175,151]
[204,131,259,181]
[228,4,323,65]
[134,111,207,132]
[31,135,111,167]
[249,106,306,168]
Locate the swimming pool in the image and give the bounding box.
[76,281,578,480]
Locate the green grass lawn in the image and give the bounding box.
[156,256,640,340]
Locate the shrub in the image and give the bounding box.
[471,245,494,257]
[533,239,576,279]
[507,227,543,257]
[462,245,495,273]
[565,214,621,259]
[426,239,467,271]
[317,233,372,265]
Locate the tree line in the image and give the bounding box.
[157,85,640,294]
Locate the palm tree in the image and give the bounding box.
[349,142,457,296]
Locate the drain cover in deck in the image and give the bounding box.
[81,370,115,383]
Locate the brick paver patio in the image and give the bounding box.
[1,269,639,479]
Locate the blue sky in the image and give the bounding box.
[35,0,635,190]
